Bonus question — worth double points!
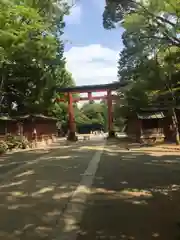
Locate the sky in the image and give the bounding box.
[63,0,124,87]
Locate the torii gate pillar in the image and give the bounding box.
[107,89,115,138]
[67,92,77,141]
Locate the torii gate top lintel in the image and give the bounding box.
[57,81,126,93]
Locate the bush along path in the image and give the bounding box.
[0,135,31,154]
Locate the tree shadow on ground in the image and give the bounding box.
[0,150,51,177]
[0,140,101,240]
[2,139,180,240]
[75,145,180,240]
[0,139,102,178]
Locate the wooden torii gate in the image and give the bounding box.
[56,82,126,141]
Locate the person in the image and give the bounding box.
[32,128,37,147]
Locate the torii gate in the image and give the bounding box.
[56,82,126,141]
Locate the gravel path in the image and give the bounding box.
[0,139,102,240]
[1,139,180,240]
[77,143,180,240]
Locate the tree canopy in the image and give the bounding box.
[0,0,74,116]
[103,0,180,142]
[104,0,180,48]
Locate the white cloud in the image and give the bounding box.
[65,44,120,86]
[64,4,82,25]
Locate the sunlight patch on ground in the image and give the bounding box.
[152,232,160,238]
[15,170,34,178]
[126,199,148,205]
[152,159,180,164]
[45,209,61,219]
[106,152,118,156]
[120,181,128,185]
[92,187,116,194]
[53,192,72,200]
[120,189,152,198]
[91,184,180,205]
[121,155,137,160]
[0,180,26,189]
[144,159,180,166]
[31,186,55,197]
[8,204,35,209]
[151,184,180,195]
[120,234,135,239]
[132,150,180,156]
[91,187,153,204]
[80,146,117,152]
[80,146,105,151]
[41,155,72,160]
[11,191,28,197]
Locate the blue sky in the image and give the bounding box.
[64,0,124,87]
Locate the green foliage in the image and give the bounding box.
[0,0,73,118]
[0,135,30,153]
[55,101,108,130]
[5,135,30,149]
[80,102,107,126]
[104,0,180,47]
[53,100,108,132]
[103,0,136,29]
[105,0,180,129]
[0,140,8,154]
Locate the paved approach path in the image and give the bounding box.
[1,139,180,239]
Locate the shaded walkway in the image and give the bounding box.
[1,139,180,239]
[0,139,105,240]
[77,144,180,240]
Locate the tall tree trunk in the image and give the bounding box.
[172,107,180,145]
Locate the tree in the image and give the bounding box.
[0,2,54,112]
[50,69,76,120]
[81,102,107,127]
[104,0,180,49]
[0,0,72,117]
[105,0,180,143]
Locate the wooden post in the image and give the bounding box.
[107,89,115,138]
[88,92,92,101]
[138,119,143,143]
[67,92,77,141]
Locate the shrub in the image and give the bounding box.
[19,138,30,149]
[0,135,31,154]
[5,135,30,150]
[0,140,8,154]
[5,135,19,150]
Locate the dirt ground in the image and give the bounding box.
[77,141,180,240]
[0,140,101,240]
[1,139,180,239]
